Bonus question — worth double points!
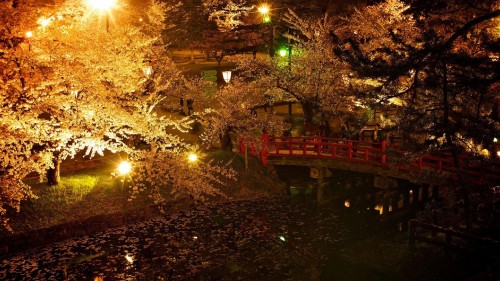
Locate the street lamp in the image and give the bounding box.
[258,4,274,57]
[86,0,117,32]
[222,70,232,84]
[258,5,270,23]
[25,31,33,51]
[258,5,269,15]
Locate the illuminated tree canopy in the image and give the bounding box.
[0,0,232,230]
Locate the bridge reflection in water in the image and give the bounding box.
[276,166,437,230]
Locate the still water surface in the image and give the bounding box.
[0,194,385,280]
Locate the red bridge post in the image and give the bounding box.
[348,141,353,159]
[381,140,387,164]
[239,138,245,154]
[260,131,270,166]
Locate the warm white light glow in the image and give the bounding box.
[117,161,132,175]
[142,67,152,77]
[344,200,350,208]
[497,151,500,157]
[279,235,286,242]
[125,254,134,264]
[222,71,232,83]
[258,5,269,14]
[25,31,33,38]
[87,0,116,11]
[188,153,198,163]
[494,137,498,143]
[38,17,51,28]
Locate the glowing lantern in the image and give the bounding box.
[222,71,232,83]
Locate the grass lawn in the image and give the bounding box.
[1,151,286,237]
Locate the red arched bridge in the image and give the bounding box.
[239,135,500,186]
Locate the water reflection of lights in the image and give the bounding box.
[344,200,350,208]
[125,254,134,264]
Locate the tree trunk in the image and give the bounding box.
[190,48,195,63]
[442,61,471,232]
[220,129,233,151]
[301,101,315,126]
[47,152,61,186]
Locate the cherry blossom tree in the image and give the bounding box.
[334,0,500,231]
[201,0,253,31]
[0,0,233,230]
[197,78,286,151]
[233,10,356,133]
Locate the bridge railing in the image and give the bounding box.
[238,136,500,184]
[408,219,500,255]
[268,136,387,165]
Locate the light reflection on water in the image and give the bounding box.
[0,170,423,280]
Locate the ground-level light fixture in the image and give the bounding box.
[188,153,198,163]
[117,161,132,175]
[222,70,232,84]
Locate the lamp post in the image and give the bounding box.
[278,46,293,115]
[86,0,117,32]
[258,4,274,57]
[25,31,33,51]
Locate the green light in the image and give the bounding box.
[263,15,271,23]
[278,48,288,57]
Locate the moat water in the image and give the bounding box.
[1,170,418,280]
